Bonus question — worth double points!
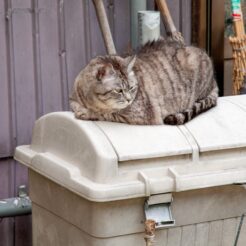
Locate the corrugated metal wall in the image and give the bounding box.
[0,0,191,245]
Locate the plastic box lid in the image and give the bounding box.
[14,95,246,202]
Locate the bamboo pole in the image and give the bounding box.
[92,0,116,55]
[229,0,246,94]
[155,0,184,44]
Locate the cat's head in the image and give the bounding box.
[79,55,138,113]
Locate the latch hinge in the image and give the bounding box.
[144,193,175,229]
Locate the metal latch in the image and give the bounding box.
[144,193,175,229]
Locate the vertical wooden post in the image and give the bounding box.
[193,0,225,95]
[155,0,184,44]
[155,0,177,34]
[192,0,208,50]
[210,0,225,95]
[92,0,116,55]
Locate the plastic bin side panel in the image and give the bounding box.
[32,204,245,246]
[30,112,118,183]
[29,170,246,238]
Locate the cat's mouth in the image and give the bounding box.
[107,100,132,111]
[95,99,130,113]
[118,100,132,106]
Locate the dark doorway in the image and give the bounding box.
[192,0,225,96]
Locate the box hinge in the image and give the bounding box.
[144,193,175,229]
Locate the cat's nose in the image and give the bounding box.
[125,94,131,102]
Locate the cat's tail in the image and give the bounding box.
[164,87,218,125]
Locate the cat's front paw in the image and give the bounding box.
[74,109,89,120]
[74,109,99,121]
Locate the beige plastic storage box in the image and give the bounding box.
[15,95,246,246]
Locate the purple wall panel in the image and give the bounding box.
[58,0,70,110]
[11,0,31,9]
[0,217,14,246]
[166,0,180,31]
[0,159,14,199]
[10,2,35,245]
[0,159,31,246]
[64,0,87,95]
[12,11,36,146]
[147,0,155,10]
[0,0,3,13]
[38,0,63,114]
[0,1,11,157]
[0,159,14,246]
[181,0,192,44]
[14,215,32,246]
[88,0,107,57]
[114,0,131,54]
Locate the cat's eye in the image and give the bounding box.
[129,86,136,91]
[114,89,123,94]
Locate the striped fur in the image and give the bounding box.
[164,90,217,125]
[70,39,218,125]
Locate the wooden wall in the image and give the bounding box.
[0,0,191,245]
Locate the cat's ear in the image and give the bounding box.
[125,56,136,73]
[96,64,115,81]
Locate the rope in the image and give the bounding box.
[144,220,156,246]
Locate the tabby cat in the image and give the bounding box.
[70,39,218,125]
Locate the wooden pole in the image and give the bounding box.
[155,0,184,44]
[92,0,116,55]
